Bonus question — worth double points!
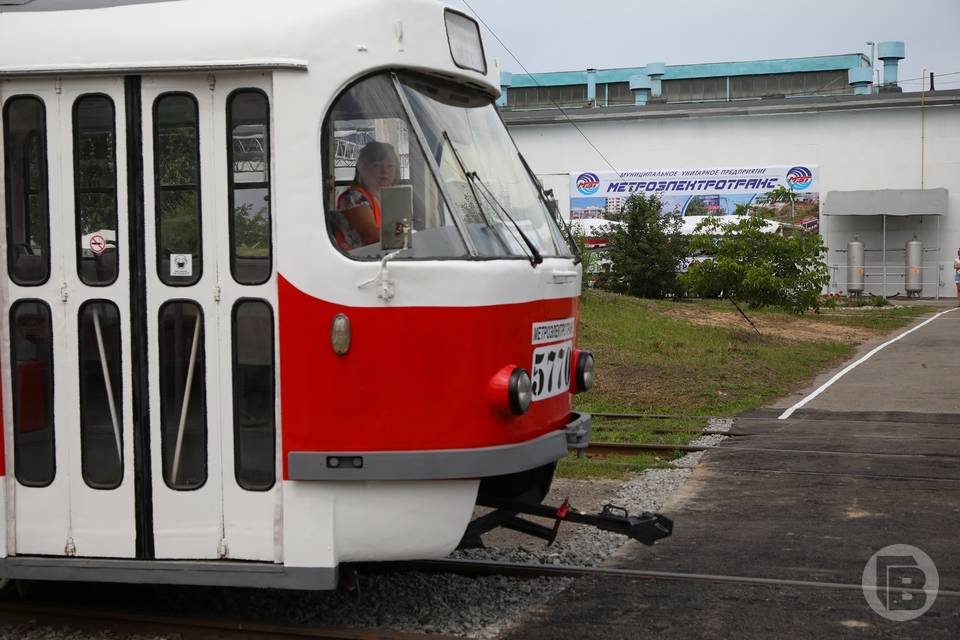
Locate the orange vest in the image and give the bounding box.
[335,184,380,250]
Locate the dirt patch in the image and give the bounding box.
[663,306,882,344]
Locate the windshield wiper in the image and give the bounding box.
[518,152,581,264]
[467,170,543,267]
[441,131,542,267]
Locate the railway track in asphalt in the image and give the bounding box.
[379,559,960,599]
[0,601,455,640]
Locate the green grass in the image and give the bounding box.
[559,291,933,479]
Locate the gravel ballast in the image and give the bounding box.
[0,420,730,639]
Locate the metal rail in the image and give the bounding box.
[586,442,709,456]
[0,601,452,640]
[378,558,960,598]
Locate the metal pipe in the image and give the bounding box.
[170,314,201,486]
[882,215,887,296]
[937,216,941,300]
[92,309,122,462]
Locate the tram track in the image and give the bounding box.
[0,601,453,640]
[585,440,960,459]
[377,558,960,599]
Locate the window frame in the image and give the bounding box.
[226,88,272,286]
[3,95,51,287]
[152,91,203,287]
[72,92,120,287]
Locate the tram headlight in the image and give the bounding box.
[574,350,594,393]
[509,368,533,415]
[444,9,487,74]
[487,365,532,417]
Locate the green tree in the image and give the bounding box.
[684,196,709,216]
[680,215,829,314]
[602,193,688,298]
[757,185,797,222]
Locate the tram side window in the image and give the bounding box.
[74,94,119,286]
[323,74,467,260]
[154,93,202,286]
[158,301,207,490]
[227,90,271,285]
[78,301,123,489]
[232,300,275,491]
[3,97,51,286]
[10,300,55,487]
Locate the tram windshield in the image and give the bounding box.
[324,73,573,261]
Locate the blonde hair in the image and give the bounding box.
[354,141,400,185]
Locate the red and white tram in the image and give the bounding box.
[0,0,613,590]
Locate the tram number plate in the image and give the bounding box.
[531,340,573,401]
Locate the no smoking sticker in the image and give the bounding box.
[89,234,106,254]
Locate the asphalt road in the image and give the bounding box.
[506,307,960,638]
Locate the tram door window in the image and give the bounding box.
[3,96,51,286]
[73,94,119,286]
[10,300,55,487]
[158,301,207,490]
[78,301,124,490]
[154,93,202,286]
[231,300,275,491]
[227,90,271,285]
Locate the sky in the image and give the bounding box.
[456,0,960,92]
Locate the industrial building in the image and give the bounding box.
[500,43,960,298]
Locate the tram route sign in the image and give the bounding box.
[89,234,106,255]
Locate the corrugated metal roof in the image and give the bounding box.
[507,54,869,88]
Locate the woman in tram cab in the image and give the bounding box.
[333,141,401,251]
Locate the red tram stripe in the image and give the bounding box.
[278,275,579,480]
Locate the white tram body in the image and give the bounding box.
[0,0,589,589]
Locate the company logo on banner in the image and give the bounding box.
[786,166,814,191]
[568,165,820,228]
[576,172,601,195]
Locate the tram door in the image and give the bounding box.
[3,77,137,558]
[141,74,278,561]
[2,74,277,562]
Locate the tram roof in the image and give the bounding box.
[0,0,497,91]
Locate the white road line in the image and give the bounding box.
[778,306,959,420]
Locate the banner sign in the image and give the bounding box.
[570,165,820,229]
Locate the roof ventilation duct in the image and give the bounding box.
[878,41,905,92]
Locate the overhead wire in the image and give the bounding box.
[458,0,625,180]
[458,1,960,169]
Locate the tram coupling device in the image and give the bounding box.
[462,496,673,548]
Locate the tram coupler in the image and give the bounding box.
[475,496,673,546]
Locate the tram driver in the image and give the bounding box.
[332,141,400,251]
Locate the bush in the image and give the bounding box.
[680,215,829,314]
[602,194,688,298]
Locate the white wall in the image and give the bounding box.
[510,103,960,298]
